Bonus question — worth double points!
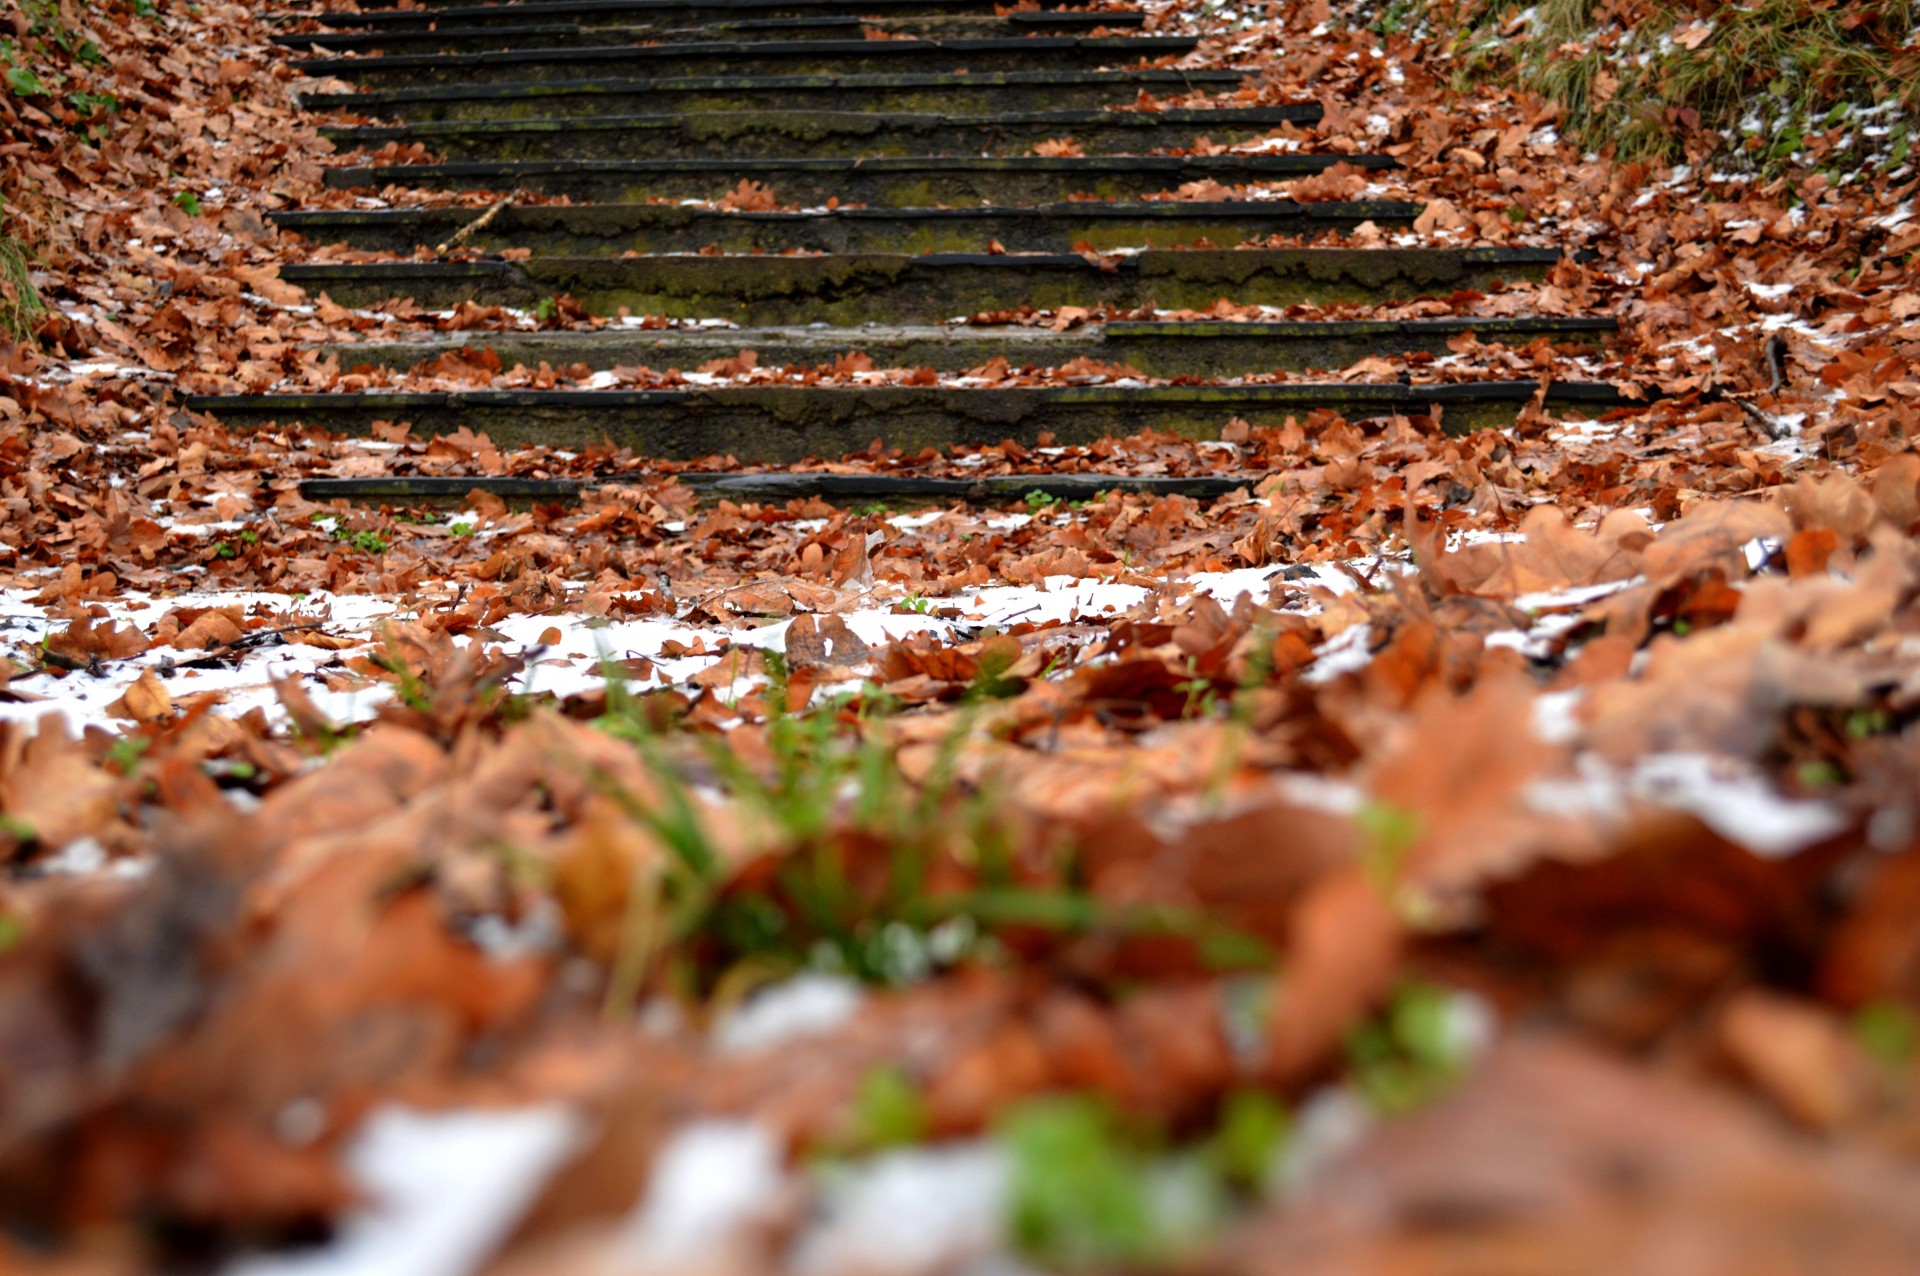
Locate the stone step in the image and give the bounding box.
[319,317,1618,379]
[299,470,1247,505]
[282,247,1557,324]
[297,69,1246,121]
[279,0,1116,29]
[322,153,1392,205]
[191,380,1626,459]
[296,36,1201,86]
[272,198,1402,256]
[279,11,1148,53]
[322,106,1318,162]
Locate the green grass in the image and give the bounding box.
[583,663,1271,1010]
[1425,0,1918,171]
[0,231,43,342]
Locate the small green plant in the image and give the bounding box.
[1024,489,1059,513]
[1853,1000,1918,1080]
[844,1064,930,1151]
[533,295,559,322]
[171,190,202,217]
[1001,1096,1167,1269]
[449,520,475,538]
[105,735,151,777]
[349,530,388,554]
[1346,981,1481,1115]
[0,229,43,342]
[899,593,931,614]
[212,540,236,559]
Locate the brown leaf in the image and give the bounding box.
[784,614,872,670]
[108,670,174,724]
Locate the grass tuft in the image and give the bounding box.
[1406,0,1920,172]
[0,232,44,343]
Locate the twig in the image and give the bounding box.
[435,198,512,254]
[218,621,334,652]
[1764,333,1788,393]
[1731,395,1794,442]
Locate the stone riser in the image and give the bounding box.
[281,248,1558,326]
[193,381,1627,460]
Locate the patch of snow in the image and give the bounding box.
[712,973,865,1055]
[617,1121,787,1266]
[228,1105,582,1276]
[793,1143,1009,1276]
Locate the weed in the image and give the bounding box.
[1346,981,1482,1114]
[0,229,43,343]
[587,662,1267,1002]
[842,1064,930,1152]
[999,1092,1264,1269]
[899,593,931,614]
[449,520,476,538]
[1853,1000,1918,1079]
[172,190,202,217]
[105,735,151,777]
[1436,0,1918,172]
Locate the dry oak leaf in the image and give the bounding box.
[44,615,151,664]
[1436,506,1652,598]
[1719,991,1877,1130]
[108,669,174,724]
[171,610,245,651]
[785,613,873,670]
[718,179,779,212]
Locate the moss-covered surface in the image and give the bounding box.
[290,0,1106,34]
[191,381,1626,460]
[272,199,1406,257]
[323,105,1318,162]
[281,247,1560,325]
[297,70,1246,123]
[322,153,1394,206]
[303,35,1198,87]
[287,11,1147,55]
[319,316,1616,378]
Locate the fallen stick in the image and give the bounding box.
[435,198,512,255]
[1731,396,1795,442]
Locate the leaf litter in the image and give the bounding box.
[2,0,1920,1272]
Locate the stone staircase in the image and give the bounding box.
[204,0,1625,500]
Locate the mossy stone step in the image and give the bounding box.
[280,0,1116,29]
[322,153,1392,205]
[297,70,1246,122]
[272,199,1402,256]
[299,471,1247,506]
[323,106,1318,162]
[319,317,1618,379]
[279,12,1148,53]
[298,36,1201,86]
[280,247,1555,325]
[191,381,1627,459]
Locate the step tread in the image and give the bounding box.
[271,199,1410,229]
[277,11,1148,47]
[280,0,1115,26]
[194,380,1626,409]
[299,34,1199,74]
[298,472,1250,502]
[296,67,1244,109]
[322,105,1319,140]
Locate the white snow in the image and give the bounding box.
[711,973,865,1055]
[228,1105,582,1276]
[617,1121,788,1266]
